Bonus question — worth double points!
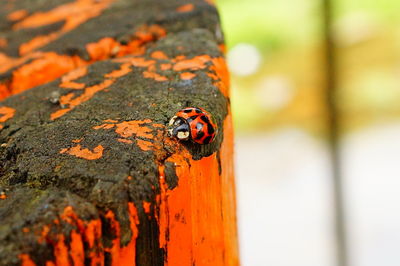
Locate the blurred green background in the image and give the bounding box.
[216,1,400,266]
[216,0,400,135]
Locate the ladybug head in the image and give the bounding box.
[168,116,190,140]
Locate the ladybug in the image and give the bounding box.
[168,107,217,144]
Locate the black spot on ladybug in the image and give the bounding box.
[183,109,192,113]
[200,115,209,123]
[189,115,199,120]
[203,136,212,144]
[207,125,215,135]
[196,130,205,140]
[195,108,202,113]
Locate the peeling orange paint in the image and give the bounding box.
[51,79,114,120]
[19,254,36,266]
[60,66,87,89]
[135,24,166,43]
[142,201,151,214]
[173,54,211,71]
[151,51,168,60]
[180,72,196,80]
[86,37,120,61]
[104,203,139,266]
[0,106,16,130]
[143,71,168,81]
[87,24,166,61]
[94,119,153,139]
[176,4,195,12]
[94,119,160,151]
[70,230,85,266]
[0,106,16,123]
[7,9,28,21]
[60,144,104,160]
[210,57,230,97]
[136,139,154,151]
[54,235,70,266]
[10,52,86,95]
[156,135,238,265]
[105,63,131,78]
[15,0,115,55]
[117,138,133,144]
[160,63,172,70]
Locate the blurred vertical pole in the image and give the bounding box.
[321,0,349,266]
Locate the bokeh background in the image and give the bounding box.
[216,0,400,265]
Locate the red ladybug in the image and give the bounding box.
[168,107,217,144]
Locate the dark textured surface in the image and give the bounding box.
[0,0,230,265]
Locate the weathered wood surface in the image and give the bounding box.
[0,0,238,265]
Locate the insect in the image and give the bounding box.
[168,107,217,144]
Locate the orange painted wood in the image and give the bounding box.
[0,0,238,265]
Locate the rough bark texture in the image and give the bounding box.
[0,0,238,265]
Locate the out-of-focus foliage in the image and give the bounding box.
[217,0,400,134]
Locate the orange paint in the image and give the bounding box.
[70,230,85,266]
[94,119,153,139]
[143,71,168,81]
[160,63,172,70]
[10,52,86,95]
[180,72,196,80]
[94,119,160,151]
[60,66,87,89]
[86,37,119,61]
[176,4,195,12]
[151,51,168,60]
[15,0,115,54]
[135,24,166,43]
[218,44,226,54]
[117,138,133,144]
[210,57,230,97]
[60,144,104,160]
[136,139,154,151]
[104,203,139,266]
[123,57,155,68]
[105,63,131,78]
[173,54,211,71]
[51,79,114,120]
[0,106,16,123]
[0,193,7,200]
[54,235,70,266]
[87,25,166,61]
[142,201,151,214]
[0,83,11,100]
[0,51,41,74]
[38,225,50,243]
[19,254,36,266]
[0,38,7,48]
[7,10,28,21]
[156,138,238,265]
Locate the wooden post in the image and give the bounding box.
[0,0,239,265]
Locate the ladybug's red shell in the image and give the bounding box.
[174,107,217,144]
